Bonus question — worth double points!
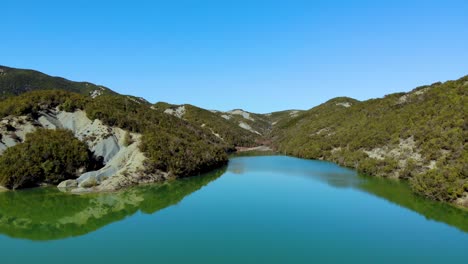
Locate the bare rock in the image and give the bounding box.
[57,179,78,189]
[455,193,468,208]
[79,177,98,188]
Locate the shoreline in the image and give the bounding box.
[235,146,273,152]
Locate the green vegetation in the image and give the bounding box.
[272,77,468,203]
[223,109,272,136]
[0,90,86,118]
[265,109,304,126]
[0,129,93,189]
[410,166,467,202]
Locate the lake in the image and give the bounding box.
[0,156,467,263]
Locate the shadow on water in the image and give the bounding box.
[228,156,468,233]
[0,166,227,241]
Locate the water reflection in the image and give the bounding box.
[228,156,468,233]
[357,176,468,233]
[228,156,362,188]
[0,166,226,241]
[1,156,467,242]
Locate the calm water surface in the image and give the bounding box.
[0,156,467,263]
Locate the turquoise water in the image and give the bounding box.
[0,156,467,263]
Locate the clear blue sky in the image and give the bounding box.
[2,0,467,113]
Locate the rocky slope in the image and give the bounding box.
[0,107,150,193]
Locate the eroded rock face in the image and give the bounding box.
[0,108,151,193]
[53,111,149,192]
[92,136,120,164]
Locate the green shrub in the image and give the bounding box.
[410,166,465,201]
[0,129,92,189]
[0,90,87,119]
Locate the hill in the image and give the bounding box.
[272,77,468,206]
[0,70,229,192]
[154,103,260,147]
[0,65,117,99]
[153,103,271,148]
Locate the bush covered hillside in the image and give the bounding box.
[85,95,228,177]
[216,109,272,137]
[0,129,95,189]
[153,103,264,148]
[265,110,305,127]
[0,90,228,188]
[273,76,468,204]
[0,65,115,99]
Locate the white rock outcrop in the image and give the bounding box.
[164,106,186,119]
[90,87,106,99]
[0,108,151,193]
[336,102,352,108]
[289,110,300,117]
[221,114,231,120]
[239,122,261,135]
[229,109,255,121]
